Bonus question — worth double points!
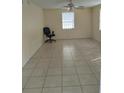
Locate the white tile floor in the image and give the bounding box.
[22,39,101,93]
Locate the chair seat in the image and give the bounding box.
[43,27,56,43]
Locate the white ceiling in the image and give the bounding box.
[31,0,101,9]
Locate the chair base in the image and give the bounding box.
[45,39,56,43]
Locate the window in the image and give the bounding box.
[62,12,74,29]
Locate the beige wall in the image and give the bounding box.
[44,8,92,39]
[22,0,44,67]
[92,5,101,42]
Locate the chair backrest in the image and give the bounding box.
[43,27,51,36]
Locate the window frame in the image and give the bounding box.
[62,12,75,30]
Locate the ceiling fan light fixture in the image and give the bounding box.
[66,6,73,11]
[64,0,86,11]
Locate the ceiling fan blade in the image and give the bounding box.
[64,6,69,7]
[74,6,85,9]
[67,0,72,2]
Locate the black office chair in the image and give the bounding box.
[43,27,56,43]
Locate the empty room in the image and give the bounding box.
[22,0,101,93]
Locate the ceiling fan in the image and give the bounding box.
[64,0,85,11]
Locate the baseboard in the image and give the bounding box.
[56,37,92,40]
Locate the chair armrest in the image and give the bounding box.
[52,31,54,34]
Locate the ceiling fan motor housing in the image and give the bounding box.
[68,2,74,7]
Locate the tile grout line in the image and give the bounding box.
[22,39,101,93]
[22,62,38,91]
[70,49,84,93]
[78,47,100,86]
[40,59,51,93]
[76,45,99,83]
[82,54,100,84]
[77,44,99,88]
